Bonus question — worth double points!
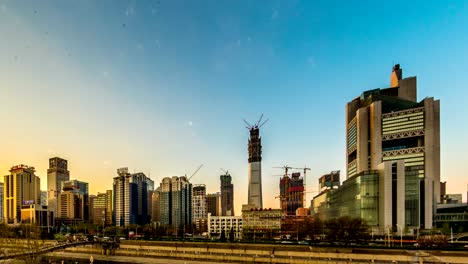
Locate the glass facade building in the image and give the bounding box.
[312,170,379,226]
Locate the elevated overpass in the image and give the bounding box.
[0,240,118,260]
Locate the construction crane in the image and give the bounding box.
[291,167,311,206]
[273,165,292,177]
[243,113,269,130]
[274,191,317,200]
[272,174,290,177]
[188,164,203,182]
[220,168,229,175]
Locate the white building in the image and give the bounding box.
[208,213,242,239]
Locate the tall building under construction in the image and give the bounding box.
[279,172,304,215]
[220,172,234,216]
[246,116,267,209]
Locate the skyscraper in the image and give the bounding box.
[159,177,172,225]
[152,187,160,223]
[113,168,149,226]
[0,183,4,223]
[158,176,192,228]
[206,192,221,217]
[220,172,234,216]
[345,65,440,229]
[192,184,207,231]
[62,179,89,221]
[47,157,70,218]
[92,190,112,226]
[146,177,155,223]
[57,188,83,220]
[4,165,41,224]
[247,122,264,209]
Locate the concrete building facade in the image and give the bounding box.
[241,204,282,239]
[345,65,440,229]
[192,184,207,231]
[208,213,242,239]
[4,165,41,224]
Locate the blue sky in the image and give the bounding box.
[1,0,467,214]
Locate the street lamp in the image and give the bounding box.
[396,224,403,247]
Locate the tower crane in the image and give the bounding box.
[273,165,292,177]
[243,113,270,130]
[188,164,203,182]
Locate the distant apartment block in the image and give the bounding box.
[192,184,207,231]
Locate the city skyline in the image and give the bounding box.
[1,1,468,216]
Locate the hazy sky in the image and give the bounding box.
[1,0,467,215]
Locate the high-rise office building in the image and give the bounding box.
[58,188,83,220]
[62,179,89,221]
[159,177,172,225]
[92,190,112,226]
[247,125,263,209]
[345,65,440,229]
[158,176,192,228]
[206,192,221,217]
[0,183,4,223]
[147,177,155,223]
[47,157,70,218]
[113,168,149,226]
[4,165,41,224]
[220,172,234,216]
[192,184,207,231]
[152,187,160,223]
[89,194,95,223]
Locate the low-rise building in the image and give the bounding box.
[208,213,242,239]
[241,204,282,240]
[21,204,53,228]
